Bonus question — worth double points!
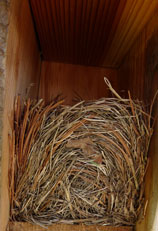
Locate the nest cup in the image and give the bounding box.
[9,78,153,226]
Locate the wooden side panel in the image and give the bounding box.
[39,62,117,105]
[118,10,158,102]
[0,0,41,230]
[118,10,158,231]
[9,222,133,231]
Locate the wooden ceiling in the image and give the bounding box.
[30,0,158,68]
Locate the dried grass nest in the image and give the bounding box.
[9,78,154,227]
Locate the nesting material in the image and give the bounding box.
[9,79,153,227]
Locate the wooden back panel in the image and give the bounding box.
[39,62,117,105]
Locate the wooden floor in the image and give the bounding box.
[9,222,133,231]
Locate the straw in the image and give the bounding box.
[8,80,153,227]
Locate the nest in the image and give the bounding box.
[9,79,154,227]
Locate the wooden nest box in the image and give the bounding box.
[0,0,158,231]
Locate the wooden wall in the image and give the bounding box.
[118,10,158,231]
[118,9,158,103]
[0,0,41,230]
[39,62,117,105]
[1,1,157,231]
[30,0,158,68]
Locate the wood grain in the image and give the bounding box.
[39,62,117,105]
[118,9,158,102]
[1,2,157,231]
[9,222,133,231]
[118,10,158,231]
[30,0,158,68]
[0,0,41,230]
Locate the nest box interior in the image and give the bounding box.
[0,0,158,231]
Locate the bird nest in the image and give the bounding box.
[9,79,154,227]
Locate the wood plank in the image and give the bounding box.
[118,10,158,101]
[118,10,158,231]
[111,0,158,67]
[30,0,158,67]
[39,62,118,105]
[0,0,41,230]
[9,222,133,231]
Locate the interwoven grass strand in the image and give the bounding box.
[8,80,153,227]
